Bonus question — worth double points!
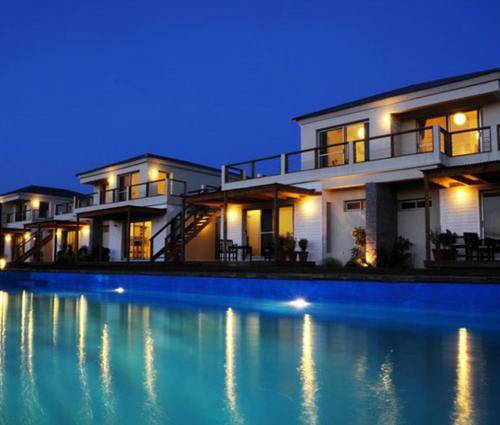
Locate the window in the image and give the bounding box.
[398,198,431,210]
[156,171,169,195]
[318,121,368,167]
[418,110,479,155]
[118,172,141,201]
[344,199,366,211]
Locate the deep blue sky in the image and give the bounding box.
[1,0,500,192]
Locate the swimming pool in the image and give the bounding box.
[0,271,499,424]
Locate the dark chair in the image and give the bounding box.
[263,243,274,261]
[483,238,496,262]
[463,233,487,261]
[218,239,237,261]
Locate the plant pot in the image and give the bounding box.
[299,251,309,263]
[432,249,453,262]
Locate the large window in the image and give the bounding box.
[129,221,152,260]
[318,121,368,167]
[118,172,141,201]
[418,110,480,155]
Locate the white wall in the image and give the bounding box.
[294,196,323,263]
[439,186,480,235]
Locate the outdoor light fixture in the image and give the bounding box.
[302,198,314,214]
[453,113,466,126]
[107,175,116,186]
[455,187,466,201]
[0,259,6,271]
[289,298,311,309]
[383,114,390,124]
[114,287,125,294]
[357,127,365,139]
[4,234,11,243]
[24,232,31,240]
[227,208,238,222]
[31,199,40,209]
[149,167,160,180]
[81,226,90,236]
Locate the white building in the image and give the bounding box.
[186,68,500,267]
[0,185,82,263]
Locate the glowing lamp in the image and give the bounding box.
[149,167,160,180]
[114,287,125,294]
[31,199,40,209]
[357,127,365,139]
[0,259,6,271]
[289,298,311,309]
[4,234,11,243]
[107,175,116,186]
[453,113,466,126]
[81,226,90,236]
[302,198,315,214]
[383,114,390,124]
[455,187,466,201]
[56,229,62,238]
[227,208,238,222]
[24,232,31,240]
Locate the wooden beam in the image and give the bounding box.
[223,191,228,262]
[273,184,280,264]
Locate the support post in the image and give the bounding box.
[424,174,431,264]
[75,214,80,262]
[125,207,131,262]
[53,226,58,263]
[98,217,103,262]
[273,184,280,264]
[0,203,4,258]
[180,197,186,263]
[223,191,228,262]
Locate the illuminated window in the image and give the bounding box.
[344,199,366,211]
[318,121,368,167]
[129,221,152,260]
[398,198,431,210]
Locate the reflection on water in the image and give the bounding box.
[0,289,495,424]
[300,314,318,425]
[225,307,243,424]
[453,328,474,425]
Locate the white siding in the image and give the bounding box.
[294,196,322,263]
[440,186,480,234]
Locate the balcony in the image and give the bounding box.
[4,209,52,224]
[74,178,188,210]
[224,125,496,183]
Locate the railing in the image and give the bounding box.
[443,126,491,157]
[224,125,496,182]
[3,209,52,223]
[75,178,188,209]
[55,202,73,216]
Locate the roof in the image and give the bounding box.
[292,67,500,122]
[76,153,221,176]
[0,185,81,199]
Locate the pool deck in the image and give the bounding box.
[3,261,500,284]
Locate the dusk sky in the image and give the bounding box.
[1,0,500,193]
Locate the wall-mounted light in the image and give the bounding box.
[107,175,116,187]
[454,187,467,202]
[4,234,11,243]
[301,198,315,215]
[149,167,160,180]
[24,232,31,240]
[453,113,466,126]
[0,259,6,271]
[227,207,238,222]
[81,226,90,237]
[56,229,62,238]
[383,114,391,125]
[357,127,365,139]
[31,199,40,210]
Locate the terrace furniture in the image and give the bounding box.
[263,243,274,261]
[219,240,237,261]
[232,245,253,261]
[463,233,489,261]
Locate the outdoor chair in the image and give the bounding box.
[463,232,488,261]
[219,240,237,261]
[263,243,274,261]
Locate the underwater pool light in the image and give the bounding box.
[0,258,6,271]
[289,297,310,309]
[114,287,125,294]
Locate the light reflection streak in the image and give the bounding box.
[100,323,114,418]
[225,308,243,424]
[52,295,59,346]
[143,307,163,422]
[299,314,318,425]
[453,328,474,425]
[374,354,400,425]
[78,295,93,422]
[0,292,8,410]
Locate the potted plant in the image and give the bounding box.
[298,238,309,263]
[430,229,457,261]
[284,233,297,263]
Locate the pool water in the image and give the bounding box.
[0,279,499,424]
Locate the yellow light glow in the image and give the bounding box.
[31,199,40,210]
[383,114,391,124]
[0,259,6,271]
[227,208,238,222]
[453,327,473,425]
[56,229,62,238]
[453,113,466,126]
[300,314,318,425]
[149,167,159,180]
[454,187,469,202]
[302,198,315,215]
[4,234,11,243]
[357,127,365,139]
[81,226,90,237]
[24,232,31,240]
[107,175,116,186]
[225,307,242,423]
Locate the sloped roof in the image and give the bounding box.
[76,153,221,176]
[292,67,500,122]
[0,185,81,198]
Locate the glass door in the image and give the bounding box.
[482,192,500,239]
[129,221,152,260]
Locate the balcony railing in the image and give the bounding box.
[3,209,52,223]
[75,178,188,209]
[55,202,74,216]
[225,125,493,182]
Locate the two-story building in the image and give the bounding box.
[0,185,83,263]
[186,68,500,267]
[72,153,222,262]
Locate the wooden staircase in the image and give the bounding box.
[150,205,219,262]
[14,230,53,263]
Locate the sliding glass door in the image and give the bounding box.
[482,192,500,239]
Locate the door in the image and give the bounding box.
[129,221,152,260]
[482,192,500,239]
[245,210,261,256]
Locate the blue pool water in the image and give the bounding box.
[0,272,499,424]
